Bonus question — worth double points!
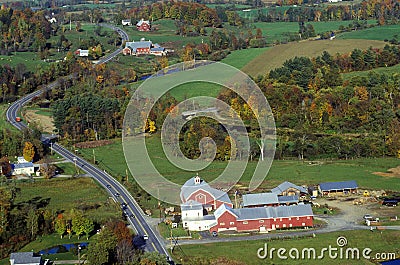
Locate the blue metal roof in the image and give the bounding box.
[319,180,358,191]
[12,162,35,169]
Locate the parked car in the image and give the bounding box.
[143,234,148,240]
[363,214,373,220]
[212,231,218,237]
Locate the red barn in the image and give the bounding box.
[210,204,313,233]
[136,19,151,31]
[180,175,233,210]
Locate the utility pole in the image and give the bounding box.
[93,149,96,164]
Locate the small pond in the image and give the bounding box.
[38,242,88,255]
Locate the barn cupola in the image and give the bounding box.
[194,173,201,185]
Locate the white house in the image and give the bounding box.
[10,252,42,265]
[12,162,36,176]
[122,19,132,26]
[181,200,216,231]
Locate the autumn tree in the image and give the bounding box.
[23,141,35,162]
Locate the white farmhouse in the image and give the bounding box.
[181,200,216,231]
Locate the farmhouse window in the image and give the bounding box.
[307,216,310,219]
[259,220,264,223]
[296,217,299,220]
[220,222,225,226]
[283,224,286,228]
[243,221,248,224]
[289,224,292,228]
[302,223,305,226]
[230,222,235,225]
[288,217,291,221]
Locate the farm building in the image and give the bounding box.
[210,204,313,233]
[181,200,216,231]
[12,162,36,176]
[75,49,89,57]
[180,175,233,211]
[271,181,308,196]
[122,19,132,26]
[136,19,151,31]
[242,193,299,208]
[123,40,166,56]
[318,180,358,196]
[10,252,42,265]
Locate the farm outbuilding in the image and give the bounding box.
[318,180,358,196]
[271,181,308,196]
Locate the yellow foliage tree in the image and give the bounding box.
[23,141,35,162]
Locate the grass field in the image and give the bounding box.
[342,63,400,80]
[172,230,400,264]
[241,39,387,77]
[337,24,400,41]
[221,47,270,69]
[12,177,120,223]
[0,104,18,132]
[0,52,47,69]
[237,20,375,43]
[78,137,400,192]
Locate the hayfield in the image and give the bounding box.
[241,39,387,77]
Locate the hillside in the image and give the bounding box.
[242,39,387,77]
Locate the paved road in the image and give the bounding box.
[6,24,171,261]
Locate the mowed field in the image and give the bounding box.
[242,39,387,77]
[78,138,400,192]
[173,230,400,265]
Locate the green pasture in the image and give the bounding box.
[237,20,377,43]
[337,24,400,41]
[77,137,400,192]
[12,177,120,223]
[222,47,270,69]
[173,230,400,264]
[342,64,400,80]
[0,52,47,69]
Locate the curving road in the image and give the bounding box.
[6,24,171,261]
